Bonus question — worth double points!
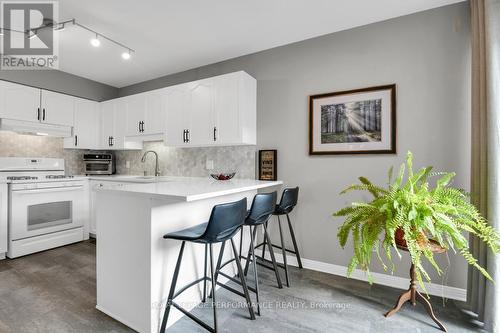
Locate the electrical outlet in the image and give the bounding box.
[206,159,214,170]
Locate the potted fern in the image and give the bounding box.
[335,151,500,289]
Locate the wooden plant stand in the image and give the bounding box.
[384,244,447,332]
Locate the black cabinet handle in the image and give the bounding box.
[42,108,45,121]
[108,136,111,146]
[37,108,40,121]
[138,121,141,133]
[186,129,190,143]
[213,127,217,141]
[141,121,145,133]
[183,129,186,143]
[110,136,114,146]
[75,135,78,147]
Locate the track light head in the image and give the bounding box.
[90,34,100,47]
[121,50,131,60]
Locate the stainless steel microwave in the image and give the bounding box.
[83,153,115,175]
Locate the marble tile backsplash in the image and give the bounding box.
[0,132,256,179]
[0,132,85,175]
[114,142,257,179]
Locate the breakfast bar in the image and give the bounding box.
[95,177,282,333]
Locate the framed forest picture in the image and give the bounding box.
[309,84,396,155]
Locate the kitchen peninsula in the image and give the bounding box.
[95,177,282,333]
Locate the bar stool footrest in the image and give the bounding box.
[218,271,257,293]
[173,277,211,299]
[172,301,215,333]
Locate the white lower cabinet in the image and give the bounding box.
[89,180,129,236]
[0,183,7,259]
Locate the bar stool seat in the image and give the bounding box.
[164,223,208,242]
[160,198,255,333]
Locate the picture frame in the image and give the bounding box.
[258,150,277,181]
[309,84,396,155]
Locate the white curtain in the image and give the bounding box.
[468,0,500,332]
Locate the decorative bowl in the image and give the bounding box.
[210,172,236,181]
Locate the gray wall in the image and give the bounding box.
[119,3,471,289]
[0,69,118,101]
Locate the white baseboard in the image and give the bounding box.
[263,252,467,301]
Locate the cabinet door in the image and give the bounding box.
[0,81,40,122]
[213,74,240,144]
[100,101,115,149]
[41,90,75,126]
[64,99,99,149]
[125,94,146,137]
[165,86,190,146]
[144,91,165,135]
[187,81,215,145]
[0,183,7,255]
[112,98,127,149]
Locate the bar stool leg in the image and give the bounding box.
[243,227,253,276]
[209,244,218,332]
[239,226,244,259]
[230,238,256,320]
[202,244,208,303]
[209,241,226,299]
[277,216,290,287]
[263,223,283,289]
[249,226,261,315]
[286,214,303,269]
[160,241,186,333]
[261,221,268,261]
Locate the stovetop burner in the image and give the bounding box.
[7,176,39,181]
[45,175,75,179]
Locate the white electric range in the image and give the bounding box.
[0,157,88,258]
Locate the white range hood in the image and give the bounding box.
[0,119,72,137]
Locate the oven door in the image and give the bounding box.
[10,183,85,241]
[85,161,112,175]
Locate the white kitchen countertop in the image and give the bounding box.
[95,176,283,201]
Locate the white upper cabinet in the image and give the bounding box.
[165,85,190,146]
[0,80,75,128]
[100,100,116,149]
[125,94,146,137]
[100,99,142,150]
[217,71,256,146]
[187,80,215,145]
[164,71,256,147]
[213,72,241,145]
[125,90,166,137]
[0,81,41,123]
[64,99,99,149]
[1,71,256,149]
[40,90,75,126]
[144,90,166,135]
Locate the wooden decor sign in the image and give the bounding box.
[259,150,277,181]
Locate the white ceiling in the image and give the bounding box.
[53,0,465,88]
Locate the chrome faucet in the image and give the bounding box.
[141,150,161,176]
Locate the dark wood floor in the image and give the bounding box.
[0,240,485,332]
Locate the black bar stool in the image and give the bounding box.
[214,192,283,316]
[160,198,255,333]
[255,187,301,287]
